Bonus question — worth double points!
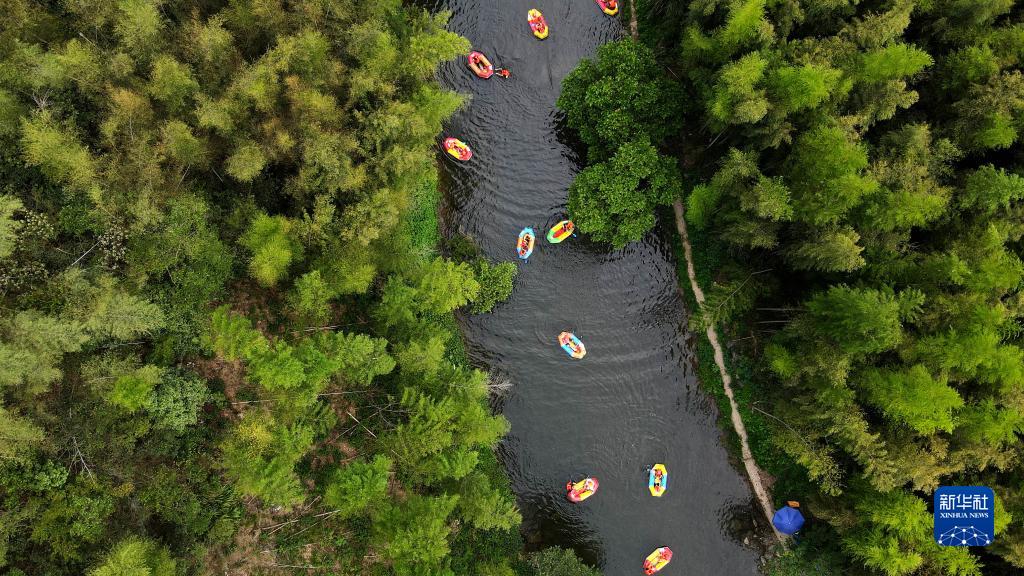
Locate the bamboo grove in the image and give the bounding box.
[556,0,1024,573]
[0,1,592,575]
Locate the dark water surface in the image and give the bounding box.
[430,2,762,574]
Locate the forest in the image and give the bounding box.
[556,0,1024,573]
[0,1,612,575]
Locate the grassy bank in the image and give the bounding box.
[407,173,469,364]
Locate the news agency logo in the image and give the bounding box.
[934,486,995,547]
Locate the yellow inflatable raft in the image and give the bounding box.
[528,9,549,39]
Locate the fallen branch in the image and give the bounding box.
[70,436,95,480]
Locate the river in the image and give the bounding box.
[430,1,763,573]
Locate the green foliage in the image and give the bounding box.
[30,480,115,561]
[89,537,175,576]
[312,331,396,387]
[470,259,516,314]
[115,0,164,60]
[685,184,721,231]
[681,0,773,65]
[859,44,933,84]
[806,286,915,355]
[860,366,964,434]
[787,124,877,226]
[21,111,98,195]
[396,336,447,378]
[323,455,392,519]
[205,305,266,360]
[147,372,208,432]
[161,120,206,166]
[568,138,681,248]
[221,410,319,508]
[148,55,198,112]
[370,494,459,571]
[709,52,769,126]
[455,472,521,531]
[225,141,267,182]
[0,1,520,574]
[375,256,483,337]
[108,364,162,412]
[0,194,23,259]
[558,39,682,161]
[0,405,45,463]
[240,213,301,287]
[82,280,166,341]
[414,257,480,314]
[288,270,333,325]
[785,227,865,272]
[526,547,601,576]
[960,164,1024,214]
[767,64,842,114]
[764,541,843,576]
[0,311,88,393]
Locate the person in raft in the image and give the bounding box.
[566,479,593,492]
[471,53,490,72]
[529,12,546,32]
[653,467,664,488]
[497,68,511,78]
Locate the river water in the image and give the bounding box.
[430,1,762,573]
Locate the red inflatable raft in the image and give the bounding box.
[596,0,619,15]
[467,51,494,79]
[644,547,673,574]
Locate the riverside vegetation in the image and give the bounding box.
[0,1,604,575]
[559,0,1024,574]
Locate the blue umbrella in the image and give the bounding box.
[773,506,805,535]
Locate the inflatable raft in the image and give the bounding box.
[558,331,586,359]
[467,51,494,79]
[566,477,599,502]
[442,138,472,161]
[596,0,619,15]
[547,220,574,243]
[648,464,668,497]
[528,9,549,39]
[517,227,535,260]
[643,547,673,575]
